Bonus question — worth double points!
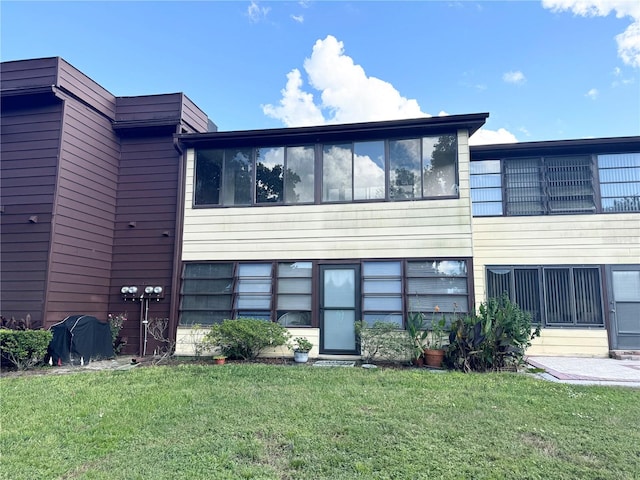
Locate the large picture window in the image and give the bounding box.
[193,134,458,207]
[486,265,603,327]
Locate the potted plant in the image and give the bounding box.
[213,355,227,365]
[290,337,313,363]
[423,306,448,368]
[406,311,428,366]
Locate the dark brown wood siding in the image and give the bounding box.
[0,100,63,327]
[116,94,183,123]
[0,57,58,92]
[58,58,116,119]
[45,100,120,326]
[108,134,180,351]
[181,94,210,133]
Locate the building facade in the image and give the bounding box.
[2,57,638,358]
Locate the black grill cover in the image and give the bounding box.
[48,315,114,365]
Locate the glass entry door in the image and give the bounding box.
[320,265,360,354]
[608,265,640,350]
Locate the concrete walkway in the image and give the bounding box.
[527,356,640,388]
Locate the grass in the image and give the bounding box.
[1,363,639,480]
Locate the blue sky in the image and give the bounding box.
[2,1,639,144]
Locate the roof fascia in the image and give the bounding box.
[177,113,489,148]
[471,136,640,159]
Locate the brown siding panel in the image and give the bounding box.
[181,94,210,133]
[115,95,183,123]
[57,58,116,118]
[0,57,58,91]
[108,135,180,348]
[0,101,62,326]
[45,100,120,325]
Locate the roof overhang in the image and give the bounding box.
[471,136,640,160]
[177,113,489,149]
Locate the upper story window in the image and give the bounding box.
[193,134,458,207]
[470,160,503,216]
[471,152,640,216]
[598,153,640,212]
[505,156,595,215]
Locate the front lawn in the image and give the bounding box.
[1,364,639,479]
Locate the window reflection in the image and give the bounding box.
[323,144,353,202]
[256,147,284,203]
[389,139,421,200]
[354,141,385,200]
[223,148,253,206]
[286,146,315,204]
[423,135,457,197]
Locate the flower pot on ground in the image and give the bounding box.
[213,355,226,365]
[293,351,309,363]
[423,348,445,368]
[423,307,448,368]
[290,337,313,363]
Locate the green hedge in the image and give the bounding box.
[0,329,53,370]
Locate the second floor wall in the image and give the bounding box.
[182,129,476,261]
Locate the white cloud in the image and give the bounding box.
[585,87,599,99]
[247,1,270,23]
[542,0,640,68]
[469,128,519,146]
[262,69,325,127]
[503,70,526,84]
[291,14,304,23]
[263,35,518,145]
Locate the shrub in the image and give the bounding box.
[202,318,290,361]
[0,329,53,370]
[446,294,540,372]
[108,313,127,354]
[356,320,411,364]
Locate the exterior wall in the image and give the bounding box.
[108,134,182,351]
[175,326,321,358]
[472,213,640,356]
[0,100,63,327]
[45,97,120,326]
[57,58,116,118]
[181,130,474,262]
[0,57,58,91]
[527,329,609,357]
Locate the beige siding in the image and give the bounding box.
[182,130,474,261]
[472,214,640,305]
[175,327,320,358]
[528,329,609,357]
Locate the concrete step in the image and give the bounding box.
[610,350,640,361]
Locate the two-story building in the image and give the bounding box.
[2,57,638,358]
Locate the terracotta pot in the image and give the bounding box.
[214,358,226,365]
[423,349,445,368]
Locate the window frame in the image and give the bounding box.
[192,134,460,208]
[178,258,473,328]
[485,265,605,328]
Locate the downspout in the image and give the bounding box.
[168,133,187,352]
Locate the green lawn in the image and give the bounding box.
[1,363,639,480]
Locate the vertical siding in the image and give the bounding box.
[45,99,120,326]
[0,101,63,326]
[182,130,474,261]
[109,135,181,350]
